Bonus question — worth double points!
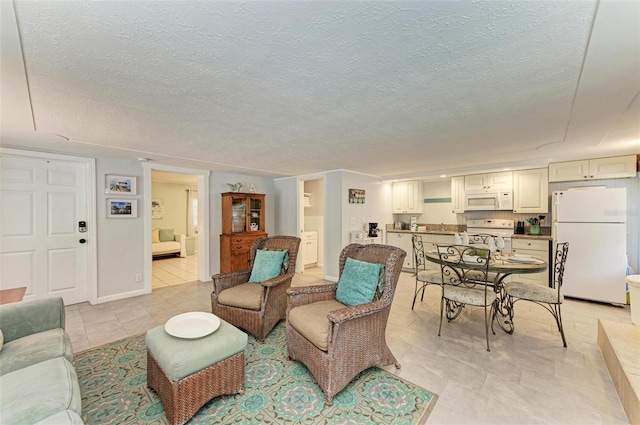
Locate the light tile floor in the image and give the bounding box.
[152,255,198,288]
[66,268,632,424]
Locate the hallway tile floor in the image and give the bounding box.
[152,255,198,288]
[66,268,632,424]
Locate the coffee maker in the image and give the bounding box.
[368,223,379,237]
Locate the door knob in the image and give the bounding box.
[79,239,87,244]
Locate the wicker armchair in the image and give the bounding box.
[286,243,406,405]
[211,235,300,341]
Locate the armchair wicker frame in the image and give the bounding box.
[211,235,301,341]
[286,243,406,405]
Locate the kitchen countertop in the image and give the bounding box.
[386,229,459,235]
[386,228,553,240]
[511,234,553,240]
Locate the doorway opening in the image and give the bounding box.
[143,163,210,293]
[151,170,199,288]
[299,178,325,276]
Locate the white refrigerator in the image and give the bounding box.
[552,188,627,304]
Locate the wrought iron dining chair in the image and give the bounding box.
[504,242,570,347]
[437,244,498,351]
[411,234,443,310]
[466,233,501,284]
[468,233,496,245]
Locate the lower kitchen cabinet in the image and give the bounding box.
[511,238,551,287]
[386,233,414,270]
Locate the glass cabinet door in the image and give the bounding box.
[231,197,247,232]
[249,197,263,231]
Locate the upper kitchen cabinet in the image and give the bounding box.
[464,171,512,191]
[513,168,548,214]
[392,180,423,214]
[549,155,637,182]
[451,176,465,213]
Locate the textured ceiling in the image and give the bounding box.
[2,1,639,179]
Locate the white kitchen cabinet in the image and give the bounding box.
[464,171,512,191]
[451,176,465,214]
[302,231,318,265]
[513,168,548,214]
[511,238,550,287]
[392,181,423,214]
[548,155,636,182]
[386,232,414,270]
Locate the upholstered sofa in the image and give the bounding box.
[152,228,186,258]
[0,297,83,424]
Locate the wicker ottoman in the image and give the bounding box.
[146,318,248,425]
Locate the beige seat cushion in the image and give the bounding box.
[217,283,263,310]
[288,299,346,351]
[417,270,443,284]
[505,281,562,304]
[443,285,497,306]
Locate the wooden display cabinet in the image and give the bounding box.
[220,192,267,273]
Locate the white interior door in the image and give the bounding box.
[1,154,91,304]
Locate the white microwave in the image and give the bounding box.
[464,190,513,211]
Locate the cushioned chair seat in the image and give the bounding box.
[0,328,73,376]
[417,269,443,284]
[217,283,263,311]
[505,281,562,304]
[443,285,497,306]
[288,299,346,351]
[0,357,82,425]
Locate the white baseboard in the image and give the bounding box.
[95,288,151,304]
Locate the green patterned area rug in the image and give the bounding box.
[75,323,438,424]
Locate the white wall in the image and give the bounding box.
[96,157,146,298]
[273,177,298,237]
[318,170,393,280]
[151,182,196,235]
[419,180,460,225]
[324,171,343,280]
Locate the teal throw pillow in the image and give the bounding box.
[249,249,288,283]
[375,265,386,299]
[336,258,383,306]
[159,228,175,242]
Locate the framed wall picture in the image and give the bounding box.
[105,175,136,195]
[349,188,365,204]
[107,199,137,218]
[152,199,164,219]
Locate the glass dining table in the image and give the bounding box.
[424,250,548,333]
